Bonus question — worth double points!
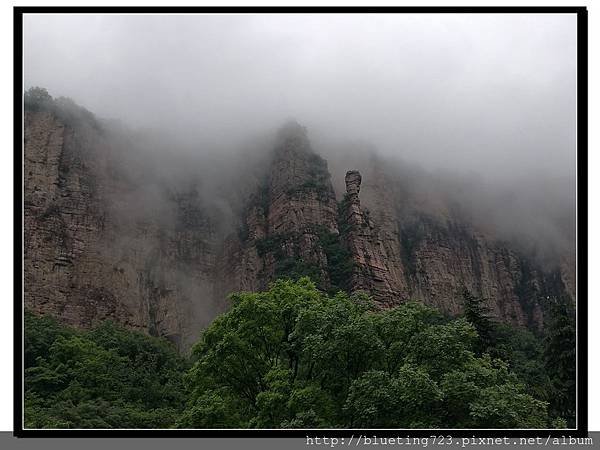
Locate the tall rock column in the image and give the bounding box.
[341,170,409,306]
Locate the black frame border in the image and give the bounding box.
[13,5,589,438]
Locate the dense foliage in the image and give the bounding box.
[543,295,576,426]
[24,279,574,429]
[254,225,353,295]
[315,228,354,294]
[24,311,188,428]
[461,287,497,355]
[177,278,554,428]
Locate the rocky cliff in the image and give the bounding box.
[23,98,575,344]
[24,104,223,350]
[339,167,547,327]
[337,156,573,329]
[219,122,343,295]
[340,170,409,307]
[225,126,574,329]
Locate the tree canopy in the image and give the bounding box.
[178,278,550,428]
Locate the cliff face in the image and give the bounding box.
[228,128,573,329]
[220,122,342,294]
[340,170,409,307]
[24,109,221,349]
[335,159,572,329]
[24,107,574,342]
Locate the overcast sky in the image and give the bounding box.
[23,13,577,184]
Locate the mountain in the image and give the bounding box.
[24,93,224,350]
[23,92,575,349]
[218,122,574,330]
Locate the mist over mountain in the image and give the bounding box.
[24,14,575,179]
[23,13,576,349]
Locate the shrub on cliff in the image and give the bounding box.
[24,86,53,111]
[24,86,100,130]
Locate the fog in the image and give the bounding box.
[23,13,577,265]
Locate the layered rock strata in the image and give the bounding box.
[24,105,574,341]
[24,109,220,349]
[221,122,340,293]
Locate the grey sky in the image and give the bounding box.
[23,13,577,183]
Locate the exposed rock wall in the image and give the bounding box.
[24,109,220,349]
[336,161,571,328]
[24,107,574,341]
[226,129,570,330]
[24,110,121,327]
[403,218,545,327]
[340,170,409,307]
[234,144,574,328]
[224,122,340,293]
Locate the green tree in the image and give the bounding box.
[461,287,496,354]
[24,310,75,369]
[24,86,53,111]
[470,383,548,428]
[344,366,442,428]
[544,295,576,426]
[440,355,547,427]
[25,279,554,429]
[492,323,550,402]
[179,278,549,428]
[371,301,444,373]
[24,313,187,428]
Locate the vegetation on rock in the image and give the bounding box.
[316,227,354,294]
[25,86,100,130]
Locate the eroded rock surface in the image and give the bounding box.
[25,108,574,343]
[24,110,220,349]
